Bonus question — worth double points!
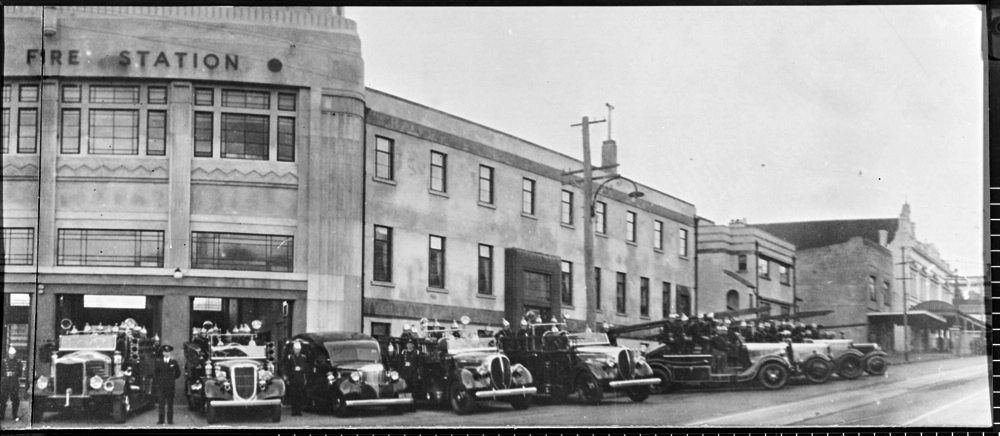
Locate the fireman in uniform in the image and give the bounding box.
[2,347,22,422]
[398,340,422,398]
[282,340,310,416]
[153,344,181,425]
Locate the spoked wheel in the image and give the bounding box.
[757,362,788,390]
[803,358,833,384]
[625,386,650,402]
[331,395,352,418]
[836,355,863,380]
[651,368,673,394]
[865,356,888,376]
[576,372,603,405]
[449,381,475,415]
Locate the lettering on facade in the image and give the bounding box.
[26,49,239,71]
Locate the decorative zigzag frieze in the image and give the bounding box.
[56,161,169,181]
[2,162,40,180]
[191,166,298,189]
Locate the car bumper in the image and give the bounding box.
[474,386,537,399]
[608,378,660,388]
[345,397,414,407]
[209,399,282,407]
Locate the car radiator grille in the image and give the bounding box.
[233,366,257,400]
[490,356,512,389]
[56,363,83,393]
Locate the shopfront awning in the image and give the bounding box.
[867,310,949,329]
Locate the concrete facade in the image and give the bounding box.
[697,220,796,316]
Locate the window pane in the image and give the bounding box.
[147,86,168,104]
[3,228,35,265]
[57,229,163,267]
[478,244,492,295]
[89,85,139,104]
[616,272,627,313]
[679,229,688,256]
[62,85,81,103]
[146,111,166,156]
[277,117,295,162]
[191,232,293,272]
[561,191,573,224]
[626,212,636,242]
[89,109,138,155]
[61,109,81,154]
[278,93,296,111]
[522,178,534,214]
[195,88,214,106]
[561,261,573,305]
[376,137,394,180]
[222,89,270,109]
[193,297,223,312]
[19,85,39,102]
[194,112,214,157]
[373,226,392,282]
[479,166,493,203]
[17,109,38,153]
[3,85,10,103]
[3,109,10,154]
[596,202,606,234]
[221,113,269,160]
[640,277,649,316]
[653,221,663,250]
[428,236,445,288]
[430,152,446,192]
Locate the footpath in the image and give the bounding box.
[885,351,984,366]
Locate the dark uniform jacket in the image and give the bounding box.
[397,348,421,381]
[283,351,311,386]
[152,358,181,395]
[2,357,22,384]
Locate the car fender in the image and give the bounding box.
[863,350,888,360]
[804,353,833,363]
[107,377,128,395]
[635,360,655,378]
[834,349,864,364]
[510,363,533,386]
[259,378,285,400]
[203,380,229,401]
[334,379,364,396]
[752,355,791,372]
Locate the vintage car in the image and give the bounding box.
[808,339,888,378]
[33,318,155,423]
[290,331,413,417]
[503,326,658,405]
[643,341,793,392]
[380,317,537,415]
[183,321,284,423]
[784,342,835,384]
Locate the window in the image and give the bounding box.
[595,201,607,234]
[428,235,445,288]
[3,85,10,102]
[375,137,394,180]
[370,322,390,339]
[373,226,392,282]
[883,281,891,307]
[626,211,637,242]
[561,261,573,305]
[653,220,663,250]
[147,87,168,104]
[726,290,739,311]
[869,276,877,301]
[62,85,81,103]
[222,89,270,109]
[19,85,39,103]
[662,282,671,317]
[640,277,650,316]
[3,228,34,265]
[761,302,772,315]
[479,166,494,204]
[2,109,8,153]
[595,267,602,311]
[479,244,493,295]
[89,109,138,155]
[221,113,269,160]
[430,151,447,192]
[779,265,790,285]
[524,271,552,302]
[60,109,81,153]
[89,85,139,104]
[57,229,164,267]
[616,272,627,314]
[678,229,689,257]
[146,111,166,156]
[195,88,214,106]
[561,191,573,225]
[676,292,691,317]
[193,297,223,312]
[191,232,293,272]
[194,112,214,157]
[780,305,791,316]
[522,178,535,215]
[757,257,770,279]
[738,255,748,272]
[17,108,38,153]
[278,93,297,111]
[277,117,295,162]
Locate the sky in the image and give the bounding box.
[348,6,985,276]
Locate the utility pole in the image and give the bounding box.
[897,246,910,362]
[571,116,606,330]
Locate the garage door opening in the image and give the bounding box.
[189,297,292,346]
[57,294,162,338]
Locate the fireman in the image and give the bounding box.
[398,340,422,397]
[153,344,181,425]
[2,347,22,422]
[282,340,310,416]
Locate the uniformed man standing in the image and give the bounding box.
[282,340,309,416]
[398,340,422,397]
[153,344,181,425]
[1,347,22,422]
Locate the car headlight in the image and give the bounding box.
[90,375,104,390]
[326,372,335,384]
[258,369,273,382]
[36,376,49,390]
[104,380,115,391]
[217,370,227,382]
[477,366,490,377]
[349,372,361,383]
[512,368,522,379]
[389,371,400,381]
[223,380,231,391]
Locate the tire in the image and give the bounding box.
[865,356,888,376]
[509,395,531,410]
[836,355,863,380]
[112,397,126,424]
[331,394,351,418]
[803,358,833,384]
[449,380,475,415]
[757,362,788,390]
[576,372,603,405]
[651,367,673,394]
[271,404,281,423]
[206,401,218,424]
[625,386,650,402]
[31,400,46,423]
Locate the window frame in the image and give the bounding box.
[220,112,270,160]
[778,264,790,285]
[479,165,494,204]
[653,220,663,250]
[2,228,35,266]
[375,136,395,181]
[373,225,393,283]
[639,277,650,317]
[57,229,164,268]
[522,178,535,215]
[595,267,602,311]
[277,116,295,162]
[17,108,38,154]
[678,228,689,257]
[595,201,607,234]
[561,261,573,305]
[737,255,748,272]
[146,110,167,156]
[190,231,294,273]
[626,211,637,243]
[430,151,447,193]
[868,275,877,302]
[428,235,446,288]
[479,244,493,295]
[662,282,671,317]
[60,109,81,154]
[616,272,627,314]
[561,190,574,225]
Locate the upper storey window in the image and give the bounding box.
[194,87,299,162]
[3,83,40,154]
[57,83,168,156]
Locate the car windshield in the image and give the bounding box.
[566,332,611,347]
[324,340,381,364]
[444,336,496,353]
